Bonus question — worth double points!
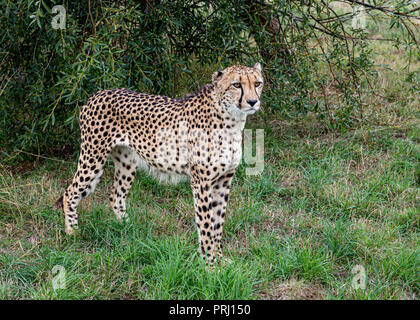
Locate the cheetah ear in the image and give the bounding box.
[212,70,223,84]
[253,63,262,73]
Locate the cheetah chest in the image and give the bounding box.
[185,127,243,176]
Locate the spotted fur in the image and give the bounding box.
[58,63,264,265]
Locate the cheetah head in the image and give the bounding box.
[212,63,264,117]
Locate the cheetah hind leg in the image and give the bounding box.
[62,151,107,235]
[110,146,138,222]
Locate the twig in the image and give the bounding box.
[88,0,97,37]
[5,150,73,163]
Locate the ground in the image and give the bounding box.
[0,112,418,299]
[0,9,419,299]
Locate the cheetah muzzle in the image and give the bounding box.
[58,63,264,265]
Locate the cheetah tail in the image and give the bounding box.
[54,195,64,209]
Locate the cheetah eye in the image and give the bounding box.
[232,83,241,88]
[255,82,262,88]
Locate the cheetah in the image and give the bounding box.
[56,63,264,265]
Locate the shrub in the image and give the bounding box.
[0,0,418,160]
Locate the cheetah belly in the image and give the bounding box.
[135,152,189,185]
[114,142,189,185]
[133,155,188,185]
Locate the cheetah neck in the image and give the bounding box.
[209,86,248,132]
[225,104,247,130]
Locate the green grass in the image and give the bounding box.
[0,114,418,299]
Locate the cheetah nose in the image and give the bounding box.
[247,100,257,107]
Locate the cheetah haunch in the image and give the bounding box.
[57,63,264,265]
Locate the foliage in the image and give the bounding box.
[0,0,418,159]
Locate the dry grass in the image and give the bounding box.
[260,278,326,300]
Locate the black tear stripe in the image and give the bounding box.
[250,74,261,100]
[238,76,243,108]
[255,86,260,100]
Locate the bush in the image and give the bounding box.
[0,0,418,160]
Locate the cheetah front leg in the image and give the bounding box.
[210,170,235,260]
[191,176,217,265]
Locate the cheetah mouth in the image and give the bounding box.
[242,107,259,114]
[244,108,256,114]
[228,103,258,117]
